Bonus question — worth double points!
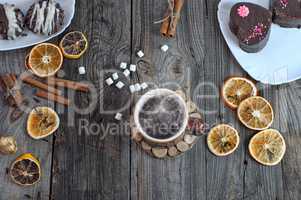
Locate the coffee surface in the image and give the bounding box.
[138,94,185,139]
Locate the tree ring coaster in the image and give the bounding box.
[131,90,204,159]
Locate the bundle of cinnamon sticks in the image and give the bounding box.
[0,74,24,107]
[0,74,26,122]
[160,0,185,38]
[20,75,90,106]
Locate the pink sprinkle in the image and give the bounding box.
[254,26,263,35]
[237,5,250,18]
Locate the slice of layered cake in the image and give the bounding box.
[271,0,301,28]
[25,0,64,36]
[0,3,24,40]
[229,2,272,53]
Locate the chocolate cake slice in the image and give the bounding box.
[0,3,24,40]
[271,0,301,28]
[25,0,64,36]
[229,3,272,53]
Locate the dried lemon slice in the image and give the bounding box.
[10,153,41,186]
[28,43,63,77]
[27,107,60,140]
[59,31,88,59]
[249,129,286,166]
[237,96,274,130]
[222,77,258,109]
[207,124,240,156]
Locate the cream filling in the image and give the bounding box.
[29,0,60,35]
[3,4,23,40]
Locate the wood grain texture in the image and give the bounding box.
[51,0,131,199]
[0,0,300,199]
[202,1,245,199]
[130,0,207,200]
[0,51,53,199]
[271,82,301,200]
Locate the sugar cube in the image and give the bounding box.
[120,62,127,69]
[129,64,137,72]
[129,85,136,93]
[161,45,169,52]
[137,50,144,58]
[78,66,86,74]
[141,82,148,90]
[123,69,130,77]
[135,83,141,92]
[112,72,119,80]
[115,113,122,120]
[105,78,114,86]
[116,81,125,89]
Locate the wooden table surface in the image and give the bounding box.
[0,0,300,199]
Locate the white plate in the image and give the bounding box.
[0,0,75,51]
[218,0,301,85]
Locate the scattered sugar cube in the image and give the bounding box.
[129,64,137,72]
[120,62,127,69]
[115,113,122,121]
[129,85,136,93]
[141,82,148,90]
[116,81,125,89]
[137,50,144,58]
[105,78,114,86]
[135,83,141,92]
[78,66,86,74]
[123,69,130,77]
[161,45,169,52]
[112,72,119,80]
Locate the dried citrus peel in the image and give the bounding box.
[222,77,258,109]
[10,153,41,186]
[207,124,240,156]
[237,96,274,130]
[249,129,286,166]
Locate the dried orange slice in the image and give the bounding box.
[25,54,30,69]
[10,153,41,186]
[237,96,274,130]
[249,129,286,166]
[27,107,60,140]
[222,77,258,109]
[207,124,240,156]
[59,31,88,59]
[28,43,63,77]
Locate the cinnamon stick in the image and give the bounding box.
[0,74,23,106]
[168,0,184,37]
[47,77,90,92]
[21,76,62,96]
[160,8,172,37]
[35,90,70,106]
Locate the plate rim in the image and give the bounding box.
[217,0,301,85]
[0,0,76,51]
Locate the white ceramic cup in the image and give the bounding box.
[134,88,189,144]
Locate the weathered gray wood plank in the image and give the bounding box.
[0,52,53,199]
[0,0,300,199]
[51,0,132,199]
[275,82,301,200]
[243,86,284,200]
[130,0,207,200]
[203,1,246,199]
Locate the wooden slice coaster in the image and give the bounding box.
[130,90,205,159]
[131,126,202,159]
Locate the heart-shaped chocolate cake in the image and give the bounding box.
[229,2,272,53]
[271,0,301,28]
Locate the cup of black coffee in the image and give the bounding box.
[134,89,189,144]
